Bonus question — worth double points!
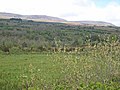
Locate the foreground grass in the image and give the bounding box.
[0,46,120,90]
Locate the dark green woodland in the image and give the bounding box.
[0,18,120,53]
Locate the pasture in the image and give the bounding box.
[0,45,120,90]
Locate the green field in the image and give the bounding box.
[0,45,120,90]
[0,19,120,90]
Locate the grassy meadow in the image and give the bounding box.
[0,45,120,90]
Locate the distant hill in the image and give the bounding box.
[0,12,66,22]
[66,21,115,26]
[0,12,115,26]
[70,21,115,26]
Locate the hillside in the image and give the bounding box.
[69,21,115,26]
[0,12,66,22]
[0,12,115,26]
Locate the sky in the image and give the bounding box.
[0,0,120,26]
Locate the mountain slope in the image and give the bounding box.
[67,21,115,26]
[0,12,66,22]
[0,12,115,26]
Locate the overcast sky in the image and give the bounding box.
[0,0,120,26]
